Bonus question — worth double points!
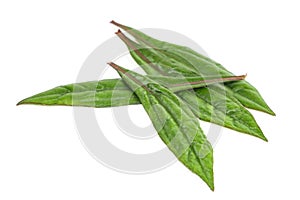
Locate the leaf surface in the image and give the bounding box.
[114,29,267,141]
[109,62,214,190]
[111,21,275,115]
[18,75,244,106]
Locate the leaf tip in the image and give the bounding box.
[269,110,276,116]
[16,99,27,106]
[262,106,276,116]
[263,137,268,142]
[208,182,215,191]
[259,134,268,142]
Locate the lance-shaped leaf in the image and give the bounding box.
[111,20,215,63]
[115,30,267,141]
[17,75,244,106]
[178,85,268,141]
[111,21,275,116]
[108,62,214,191]
[17,79,140,107]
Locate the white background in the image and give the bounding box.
[1,0,299,199]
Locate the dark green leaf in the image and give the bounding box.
[17,79,140,107]
[109,62,214,190]
[17,75,244,106]
[115,30,267,141]
[112,21,275,116]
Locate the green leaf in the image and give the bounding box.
[17,79,140,107]
[111,21,275,116]
[177,85,267,141]
[157,49,275,116]
[108,62,214,191]
[17,75,244,106]
[115,30,268,141]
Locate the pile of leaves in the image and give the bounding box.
[18,21,275,191]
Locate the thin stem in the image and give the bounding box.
[169,74,246,88]
[115,29,167,76]
[110,20,130,31]
[108,62,153,94]
[111,20,155,48]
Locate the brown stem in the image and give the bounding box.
[110,20,130,31]
[108,62,152,93]
[115,29,167,76]
[111,21,155,48]
[107,62,126,73]
[169,74,246,88]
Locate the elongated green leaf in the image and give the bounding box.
[177,85,267,141]
[17,75,244,106]
[111,20,215,63]
[155,49,275,116]
[111,21,275,116]
[115,30,267,141]
[17,79,140,107]
[108,62,214,190]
